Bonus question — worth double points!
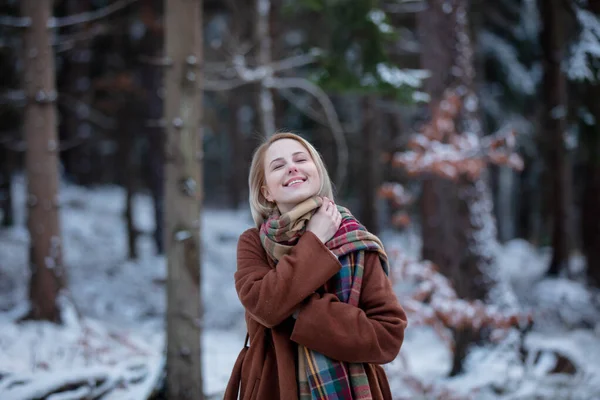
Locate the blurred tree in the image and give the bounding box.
[60,0,95,186]
[474,0,541,244]
[293,0,425,227]
[21,0,65,322]
[539,0,573,276]
[164,0,204,398]
[359,94,381,233]
[415,0,517,375]
[0,147,13,227]
[139,0,165,253]
[577,0,600,285]
[0,3,21,228]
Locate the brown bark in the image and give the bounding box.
[164,0,204,398]
[359,95,381,234]
[582,0,600,286]
[21,0,65,323]
[254,0,276,137]
[417,0,495,300]
[417,0,498,376]
[539,0,572,275]
[0,147,14,227]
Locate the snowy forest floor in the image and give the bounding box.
[1,176,600,400]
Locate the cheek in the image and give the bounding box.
[265,173,280,192]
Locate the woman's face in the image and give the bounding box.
[262,138,321,214]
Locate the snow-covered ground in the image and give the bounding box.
[1,176,599,399]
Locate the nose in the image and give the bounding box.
[287,164,298,174]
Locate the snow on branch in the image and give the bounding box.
[392,89,524,181]
[390,250,531,348]
[0,15,30,28]
[376,63,430,89]
[378,183,414,228]
[567,6,600,82]
[479,31,539,95]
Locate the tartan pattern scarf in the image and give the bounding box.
[259,197,389,400]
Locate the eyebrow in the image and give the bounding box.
[269,151,307,166]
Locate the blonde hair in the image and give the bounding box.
[248,132,334,227]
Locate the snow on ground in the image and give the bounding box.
[1,176,600,399]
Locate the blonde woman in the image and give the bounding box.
[225,132,407,400]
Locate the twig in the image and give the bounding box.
[270,50,320,73]
[204,78,250,91]
[49,0,138,29]
[59,94,116,130]
[0,15,30,28]
[0,90,26,106]
[278,88,329,126]
[0,0,138,29]
[269,77,348,191]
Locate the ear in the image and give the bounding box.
[261,186,273,203]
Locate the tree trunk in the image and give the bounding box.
[62,0,94,186]
[164,0,204,398]
[359,95,381,233]
[496,166,516,242]
[21,0,65,323]
[0,147,14,227]
[417,0,504,375]
[227,89,244,209]
[539,0,572,276]
[417,0,497,299]
[582,0,600,286]
[140,0,165,254]
[121,109,138,260]
[255,0,276,137]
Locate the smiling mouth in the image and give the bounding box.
[284,179,306,187]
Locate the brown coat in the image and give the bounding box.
[225,228,407,400]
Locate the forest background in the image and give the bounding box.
[0,0,599,399]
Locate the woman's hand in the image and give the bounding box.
[307,197,342,243]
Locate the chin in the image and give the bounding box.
[284,191,317,205]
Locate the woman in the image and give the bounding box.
[225,132,407,400]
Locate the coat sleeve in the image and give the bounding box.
[234,229,342,328]
[290,252,407,364]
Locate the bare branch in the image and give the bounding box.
[55,24,108,53]
[59,94,116,130]
[49,0,138,29]
[0,90,26,106]
[204,79,250,91]
[382,0,427,14]
[271,50,320,73]
[0,15,30,28]
[269,77,348,191]
[278,88,329,126]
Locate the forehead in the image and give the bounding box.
[265,139,308,161]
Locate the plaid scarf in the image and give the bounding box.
[260,197,389,400]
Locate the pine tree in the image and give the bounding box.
[21,0,65,323]
[164,0,205,397]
